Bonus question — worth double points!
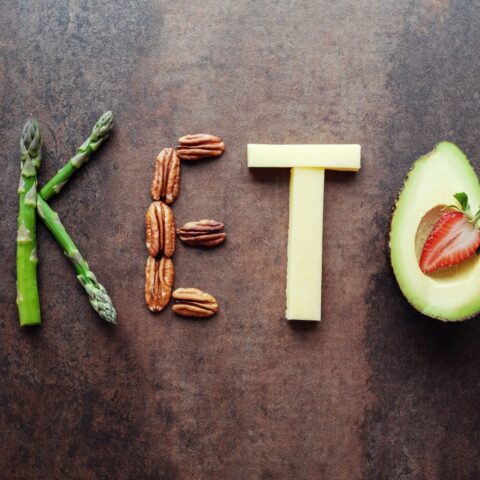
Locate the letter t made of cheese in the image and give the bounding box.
[248,144,361,321]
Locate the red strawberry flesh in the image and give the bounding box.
[419,210,480,273]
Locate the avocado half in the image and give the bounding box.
[389,141,480,321]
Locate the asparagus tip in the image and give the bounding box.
[82,279,117,325]
[91,111,114,141]
[20,117,42,160]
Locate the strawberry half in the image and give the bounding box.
[419,210,480,273]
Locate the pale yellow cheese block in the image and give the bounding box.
[248,144,360,171]
[286,167,325,321]
[247,143,361,321]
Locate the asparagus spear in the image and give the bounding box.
[40,111,113,201]
[16,118,42,326]
[36,196,117,324]
[37,111,116,323]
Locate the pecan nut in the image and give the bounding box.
[177,219,226,247]
[177,134,225,160]
[145,201,176,257]
[151,148,180,204]
[145,256,175,312]
[171,288,219,318]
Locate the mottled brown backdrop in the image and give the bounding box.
[2,1,480,479]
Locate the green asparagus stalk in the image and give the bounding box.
[40,111,113,201]
[16,118,42,326]
[36,111,116,323]
[36,196,117,324]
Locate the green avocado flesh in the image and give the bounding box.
[390,141,480,321]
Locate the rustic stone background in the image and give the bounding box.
[2,1,480,479]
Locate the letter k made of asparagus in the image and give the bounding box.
[16,112,117,326]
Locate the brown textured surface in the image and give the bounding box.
[2,1,480,479]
